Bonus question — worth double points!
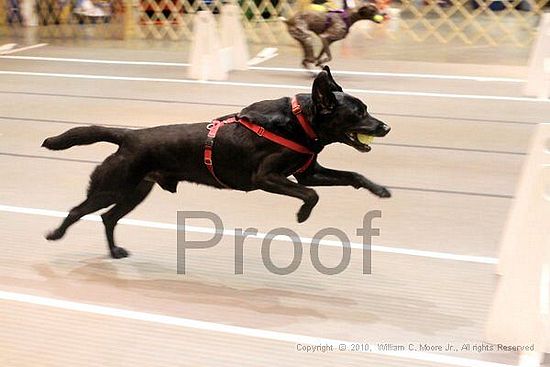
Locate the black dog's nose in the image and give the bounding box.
[378,124,391,136]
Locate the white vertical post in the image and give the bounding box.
[220,4,249,71]
[541,59,550,100]
[524,14,550,98]
[188,11,228,81]
[486,124,550,365]
[21,0,38,26]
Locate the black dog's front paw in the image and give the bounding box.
[45,229,64,241]
[297,193,319,223]
[373,186,391,198]
[110,246,130,259]
[297,205,313,223]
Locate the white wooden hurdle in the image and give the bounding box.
[188,6,249,81]
[188,11,228,81]
[487,123,550,366]
[542,59,550,100]
[524,14,550,99]
[220,4,249,71]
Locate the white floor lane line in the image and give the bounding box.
[252,66,524,83]
[0,55,524,83]
[0,204,498,264]
[0,290,515,367]
[0,70,544,103]
[0,55,187,66]
[0,43,48,55]
[0,44,17,53]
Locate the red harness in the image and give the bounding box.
[204,96,318,188]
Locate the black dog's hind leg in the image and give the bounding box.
[295,162,391,198]
[46,193,116,241]
[45,153,146,250]
[101,180,154,258]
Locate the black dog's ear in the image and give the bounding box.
[322,65,343,92]
[312,67,341,114]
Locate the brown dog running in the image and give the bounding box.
[282,2,384,68]
[42,66,391,259]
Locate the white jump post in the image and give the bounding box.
[188,11,228,81]
[220,3,249,71]
[524,13,550,98]
[543,59,550,100]
[21,0,38,26]
[486,124,550,366]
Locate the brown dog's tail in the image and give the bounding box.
[42,125,129,151]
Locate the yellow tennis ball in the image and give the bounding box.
[373,14,384,23]
[357,134,374,145]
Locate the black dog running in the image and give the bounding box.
[42,66,391,259]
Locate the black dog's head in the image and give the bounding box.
[312,66,390,152]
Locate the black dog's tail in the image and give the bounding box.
[42,125,129,151]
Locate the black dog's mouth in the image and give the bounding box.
[344,131,374,152]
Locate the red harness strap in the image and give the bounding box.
[238,118,313,155]
[203,116,237,188]
[291,96,318,142]
[204,98,317,188]
[238,118,316,175]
